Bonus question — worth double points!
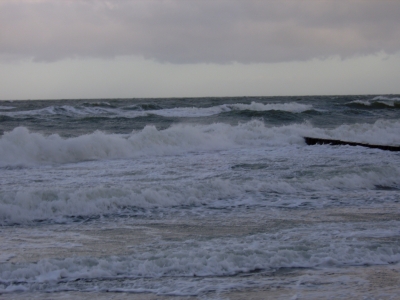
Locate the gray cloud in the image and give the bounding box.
[1,0,400,63]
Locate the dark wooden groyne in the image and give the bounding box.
[304,137,400,152]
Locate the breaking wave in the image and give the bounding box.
[1,119,400,167]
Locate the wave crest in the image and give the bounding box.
[1,119,399,167]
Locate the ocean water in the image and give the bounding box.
[0,95,400,299]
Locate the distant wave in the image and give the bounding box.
[0,105,15,110]
[228,102,313,113]
[81,101,115,108]
[122,103,164,111]
[372,96,400,101]
[148,102,314,118]
[0,105,130,118]
[1,119,399,167]
[0,102,314,119]
[120,101,315,117]
[346,96,400,109]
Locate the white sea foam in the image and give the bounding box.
[0,253,15,263]
[323,119,400,145]
[0,164,398,224]
[0,178,242,224]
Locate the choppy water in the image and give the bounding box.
[0,95,400,299]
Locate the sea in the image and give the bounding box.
[0,95,400,299]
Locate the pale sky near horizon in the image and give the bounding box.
[1,0,400,100]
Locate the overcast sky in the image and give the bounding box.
[1,0,400,100]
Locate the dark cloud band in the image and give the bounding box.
[1,0,400,63]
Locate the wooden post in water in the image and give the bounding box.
[303,137,400,152]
